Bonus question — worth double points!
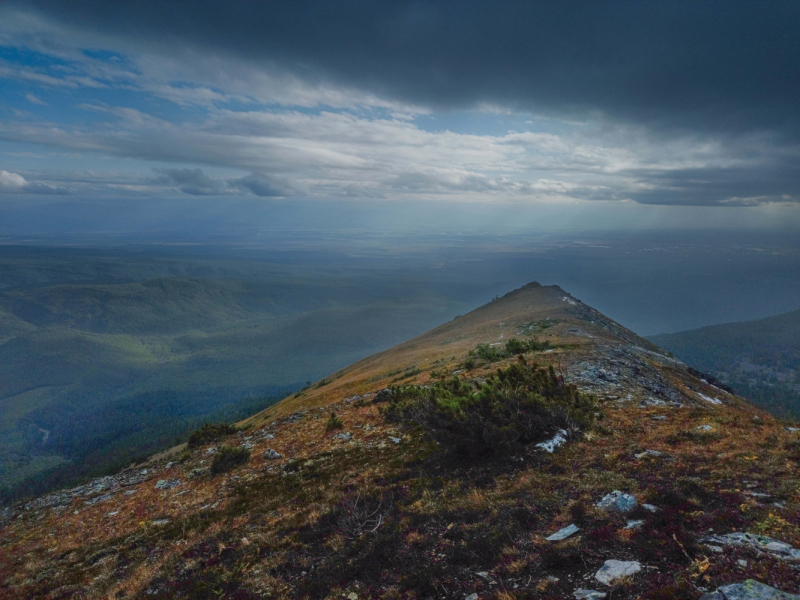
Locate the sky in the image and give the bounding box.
[0,1,799,232]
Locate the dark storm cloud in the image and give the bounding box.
[625,158,800,206]
[18,0,800,138]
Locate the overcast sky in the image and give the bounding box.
[1,1,799,229]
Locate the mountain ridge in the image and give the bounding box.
[2,283,799,600]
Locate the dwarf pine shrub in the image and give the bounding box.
[465,338,552,367]
[210,445,250,474]
[386,361,596,457]
[187,422,238,448]
[326,411,344,431]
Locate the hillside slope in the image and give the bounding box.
[2,283,800,600]
[649,309,800,418]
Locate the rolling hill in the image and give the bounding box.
[0,271,463,501]
[3,283,799,599]
[649,309,800,418]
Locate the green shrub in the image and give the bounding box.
[466,338,552,366]
[187,422,238,448]
[385,362,596,457]
[326,411,344,431]
[210,445,250,474]
[472,343,505,362]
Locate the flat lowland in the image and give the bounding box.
[2,283,799,600]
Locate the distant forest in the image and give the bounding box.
[0,246,474,502]
[649,309,800,420]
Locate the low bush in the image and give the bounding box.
[210,445,251,475]
[386,361,596,458]
[326,411,344,431]
[187,422,238,449]
[465,338,552,367]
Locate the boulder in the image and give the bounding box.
[702,533,800,562]
[154,479,181,490]
[596,491,637,513]
[595,560,642,585]
[700,580,800,600]
[188,467,209,480]
[263,449,282,460]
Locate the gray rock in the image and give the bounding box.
[389,436,401,444]
[263,449,282,460]
[634,449,670,459]
[642,503,659,512]
[651,415,668,421]
[535,429,568,453]
[333,432,352,441]
[695,425,715,431]
[155,479,181,490]
[188,467,209,479]
[625,519,644,530]
[264,433,275,440]
[547,523,580,541]
[701,580,800,600]
[84,492,116,505]
[574,591,607,600]
[465,595,479,600]
[702,533,800,562]
[595,560,641,585]
[596,491,637,513]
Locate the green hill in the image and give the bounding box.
[648,309,800,418]
[0,272,461,501]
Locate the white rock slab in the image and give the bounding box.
[574,590,607,599]
[547,523,580,541]
[595,560,642,585]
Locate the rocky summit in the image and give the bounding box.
[2,283,800,599]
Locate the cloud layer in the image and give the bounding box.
[0,1,798,208]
